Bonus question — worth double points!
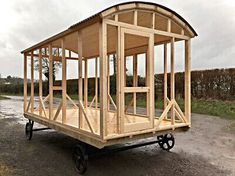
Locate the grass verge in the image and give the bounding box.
[0,95,10,100]
[1,93,234,120]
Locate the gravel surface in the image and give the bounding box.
[0,96,234,176]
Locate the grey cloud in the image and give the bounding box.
[0,0,235,78]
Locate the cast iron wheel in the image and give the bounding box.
[157,135,164,148]
[73,145,88,175]
[25,122,33,140]
[158,133,175,151]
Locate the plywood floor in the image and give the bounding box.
[33,107,185,136]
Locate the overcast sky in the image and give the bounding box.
[0,0,235,79]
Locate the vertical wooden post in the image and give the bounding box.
[39,48,43,116]
[148,34,155,127]
[124,56,126,87]
[84,58,88,108]
[49,44,53,120]
[120,28,125,132]
[107,55,110,111]
[185,39,191,126]
[61,38,67,124]
[152,13,155,29]
[170,38,175,126]
[78,31,83,128]
[167,19,171,32]
[24,53,27,113]
[134,10,137,25]
[30,51,34,113]
[133,54,138,114]
[99,21,108,138]
[116,26,121,133]
[95,57,98,109]
[145,52,150,116]
[57,47,60,56]
[163,44,168,119]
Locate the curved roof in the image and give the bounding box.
[70,1,197,36]
[21,1,197,54]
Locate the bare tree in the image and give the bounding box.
[34,48,61,94]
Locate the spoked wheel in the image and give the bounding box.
[25,121,34,140]
[158,133,175,151]
[73,144,88,175]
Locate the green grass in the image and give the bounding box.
[0,95,10,100]
[190,99,235,120]
[108,95,235,120]
[2,92,234,120]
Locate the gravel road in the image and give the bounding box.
[0,96,234,176]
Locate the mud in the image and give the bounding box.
[0,96,234,176]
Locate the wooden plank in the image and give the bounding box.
[39,96,47,118]
[124,56,126,87]
[101,7,117,17]
[66,94,79,109]
[99,21,108,138]
[39,48,43,116]
[118,3,136,10]
[78,31,83,128]
[124,87,149,93]
[23,53,27,113]
[78,100,95,134]
[53,100,63,121]
[156,7,172,17]
[30,51,34,113]
[84,59,88,108]
[174,101,186,123]
[155,100,174,128]
[104,19,190,40]
[53,86,63,90]
[148,33,155,128]
[95,57,98,109]
[133,54,137,114]
[61,38,67,124]
[152,13,155,29]
[137,3,155,10]
[167,19,171,32]
[107,56,110,111]
[108,94,117,110]
[134,10,137,25]
[89,96,96,108]
[116,26,121,134]
[170,38,175,126]
[42,94,50,104]
[49,44,53,120]
[163,44,168,119]
[115,14,118,21]
[26,97,31,112]
[185,39,191,125]
[24,113,104,148]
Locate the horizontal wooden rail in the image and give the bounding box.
[124,87,149,93]
[53,86,63,91]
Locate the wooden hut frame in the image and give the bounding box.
[21,2,197,149]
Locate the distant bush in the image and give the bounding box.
[0,68,234,100]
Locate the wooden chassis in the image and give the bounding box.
[22,2,194,148]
